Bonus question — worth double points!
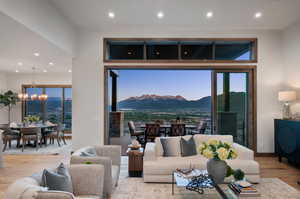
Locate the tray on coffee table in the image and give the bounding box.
[172,169,233,199]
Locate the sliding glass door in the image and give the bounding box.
[212,70,255,148]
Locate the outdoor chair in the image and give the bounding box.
[145,123,160,143]
[170,123,186,136]
[128,121,144,144]
[191,121,207,135]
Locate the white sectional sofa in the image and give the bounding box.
[143,135,260,183]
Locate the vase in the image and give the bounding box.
[207,158,227,184]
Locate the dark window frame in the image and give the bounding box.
[103,38,257,63]
[21,84,72,132]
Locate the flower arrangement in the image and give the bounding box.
[198,139,238,161]
[24,115,41,123]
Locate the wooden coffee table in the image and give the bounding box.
[127,147,144,177]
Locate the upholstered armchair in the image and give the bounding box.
[5,164,104,199]
[71,145,121,198]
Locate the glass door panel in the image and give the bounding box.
[45,88,63,124]
[64,88,72,130]
[213,71,249,147]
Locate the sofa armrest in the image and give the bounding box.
[144,143,157,161]
[36,191,75,199]
[233,143,254,160]
[70,156,112,195]
[69,165,104,197]
[95,145,121,166]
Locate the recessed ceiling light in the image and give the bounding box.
[206,11,213,18]
[157,11,164,19]
[49,62,54,66]
[68,69,72,73]
[17,62,23,66]
[34,52,40,57]
[255,12,262,18]
[43,69,47,73]
[15,69,19,73]
[108,12,115,18]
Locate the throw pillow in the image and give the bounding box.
[80,151,96,157]
[160,137,181,157]
[180,137,197,157]
[42,163,73,193]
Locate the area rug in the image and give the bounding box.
[113,157,300,199]
[2,140,72,155]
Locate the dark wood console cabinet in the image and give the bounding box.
[274,119,300,165]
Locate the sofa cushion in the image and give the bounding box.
[144,155,205,175]
[180,137,197,157]
[160,137,181,157]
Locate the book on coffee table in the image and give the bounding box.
[228,182,261,197]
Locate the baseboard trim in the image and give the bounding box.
[255,153,276,157]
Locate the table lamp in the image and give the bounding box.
[278,91,296,119]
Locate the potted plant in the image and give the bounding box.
[0,90,19,124]
[23,115,41,125]
[198,139,238,183]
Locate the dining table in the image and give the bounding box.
[10,123,58,146]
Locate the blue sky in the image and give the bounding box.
[114,70,246,101]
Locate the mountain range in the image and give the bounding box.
[118,92,246,112]
[118,94,211,111]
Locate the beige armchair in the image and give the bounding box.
[71,145,121,198]
[5,164,104,199]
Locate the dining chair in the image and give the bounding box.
[145,123,161,143]
[44,123,67,147]
[0,124,21,152]
[191,121,207,135]
[20,127,42,152]
[170,123,186,136]
[128,121,144,144]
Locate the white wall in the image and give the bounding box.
[73,28,284,153]
[282,20,300,113]
[5,72,71,123]
[0,0,75,55]
[0,72,7,124]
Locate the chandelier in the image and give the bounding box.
[18,67,48,101]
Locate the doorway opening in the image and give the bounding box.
[104,66,256,152]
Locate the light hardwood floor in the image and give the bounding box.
[0,155,299,198]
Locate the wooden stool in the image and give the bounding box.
[127,147,144,177]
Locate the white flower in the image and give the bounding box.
[217,147,229,160]
[203,149,214,159]
[208,139,219,146]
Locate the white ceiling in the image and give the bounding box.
[0,12,72,74]
[52,0,300,31]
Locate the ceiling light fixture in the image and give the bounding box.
[157,11,164,19]
[255,12,262,18]
[49,62,54,66]
[15,69,19,73]
[206,11,213,18]
[34,52,40,57]
[108,12,115,18]
[43,69,47,73]
[17,62,23,66]
[68,69,72,73]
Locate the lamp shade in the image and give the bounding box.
[278,91,297,102]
